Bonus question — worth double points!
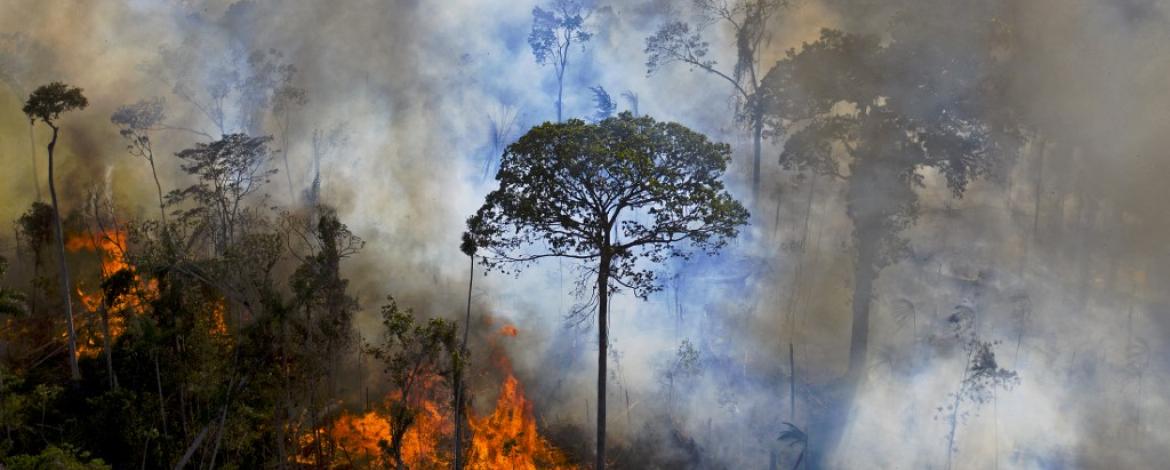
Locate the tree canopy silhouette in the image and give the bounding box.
[761,28,1019,466]
[464,112,748,468]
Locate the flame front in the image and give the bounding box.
[466,367,574,469]
[300,331,575,469]
[66,229,158,357]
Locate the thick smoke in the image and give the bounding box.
[1,0,1168,467]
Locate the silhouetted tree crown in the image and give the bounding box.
[22,81,87,126]
[765,29,1013,267]
[465,112,749,298]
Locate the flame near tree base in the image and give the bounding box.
[300,329,574,469]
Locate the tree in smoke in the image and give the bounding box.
[464,112,749,469]
[167,134,277,255]
[937,306,1019,470]
[152,45,301,137]
[620,90,639,117]
[660,339,700,417]
[22,82,88,381]
[646,0,787,204]
[589,85,616,122]
[482,106,519,180]
[306,124,349,205]
[272,75,308,201]
[529,0,592,122]
[762,28,1018,465]
[111,98,169,222]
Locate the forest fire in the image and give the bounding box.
[465,355,573,469]
[9,0,1166,466]
[299,324,572,468]
[65,229,158,357]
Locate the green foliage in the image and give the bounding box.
[22,82,87,126]
[367,297,457,391]
[3,445,110,470]
[17,202,54,259]
[0,257,26,316]
[664,339,700,383]
[466,112,748,298]
[365,297,458,466]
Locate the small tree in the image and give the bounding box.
[23,81,88,381]
[938,307,1019,470]
[646,0,787,204]
[529,0,592,122]
[366,297,457,470]
[589,85,616,122]
[111,97,168,222]
[660,339,700,417]
[465,112,748,468]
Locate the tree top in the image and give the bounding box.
[23,81,88,126]
[465,112,749,297]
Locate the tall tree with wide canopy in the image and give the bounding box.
[22,82,88,381]
[464,112,749,468]
[761,27,1018,466]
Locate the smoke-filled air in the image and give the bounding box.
[0,0,1167,468]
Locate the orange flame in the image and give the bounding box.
[466,358,573,469]
[66,229,158,357]
[300,324,575,468]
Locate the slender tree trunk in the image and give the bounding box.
[454,254,474,470]
[752,118,763,207]
[30,122,42,201]
[556,73,564,123]
[148,155,167,224]
[283,113,296,203]
[154,352,168,438]
[46,125,81,381]
[101,303,116,389]
[596,253,611,470]
[945,347,976,470]
[173,425,209,470]
[789,342,797,420]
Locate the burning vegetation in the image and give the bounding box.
[2,0,1169,468]
[297,324,573,469]
[66,228,159,357]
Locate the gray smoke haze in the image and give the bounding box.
[1,0,1168,468]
